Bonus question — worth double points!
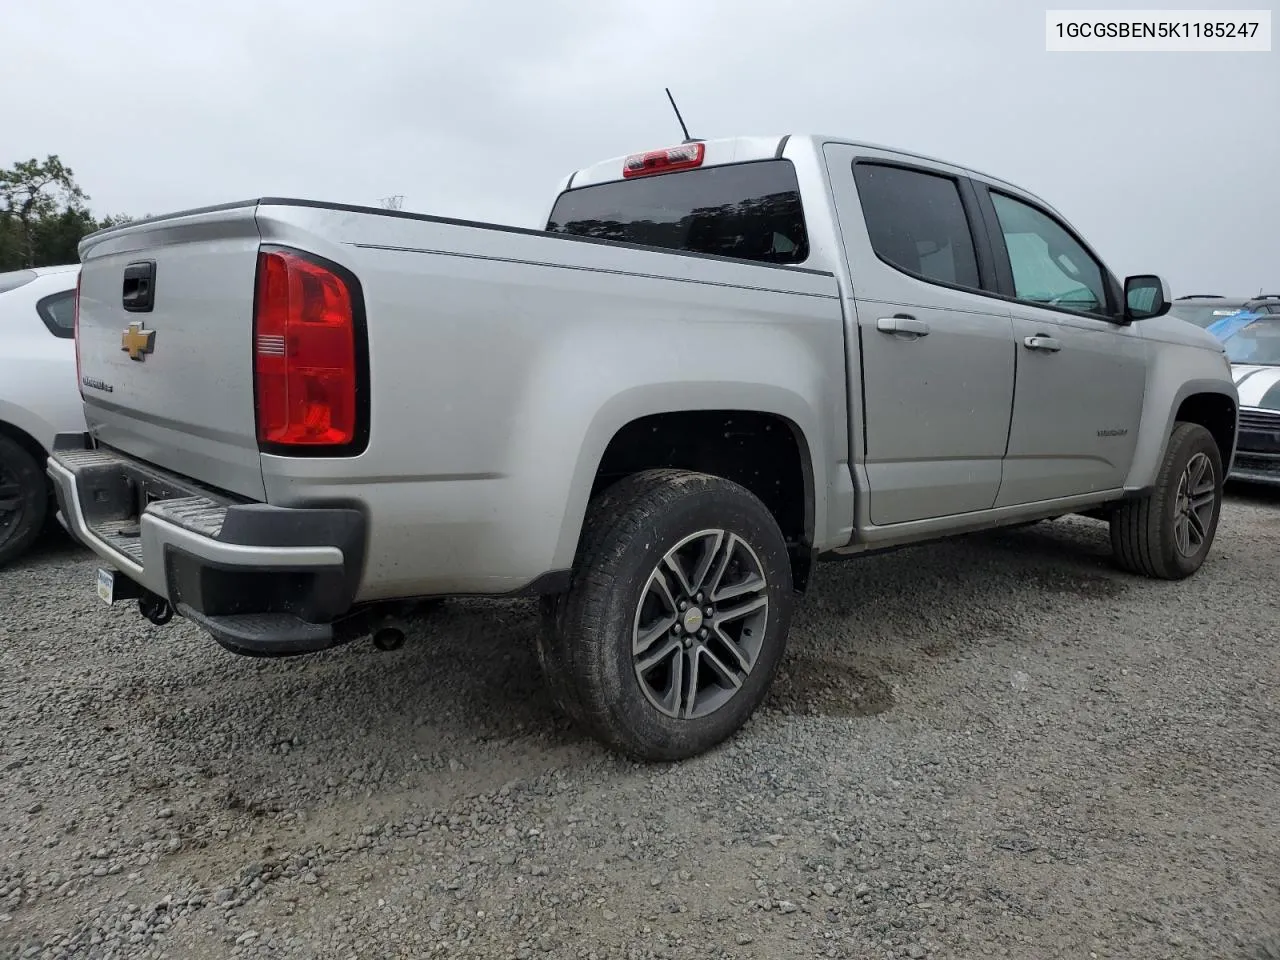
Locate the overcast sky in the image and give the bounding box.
[4,0,1276,293]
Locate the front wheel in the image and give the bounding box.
[1110,421,1224,579]
[541,469,795,761]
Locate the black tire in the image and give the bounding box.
[1110,421,1223,580]
[544,468,794,762]
[0,435,48,569]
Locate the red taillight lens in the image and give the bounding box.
[73,270,83,396]
[252,249,360,449]
[622,142,705,178]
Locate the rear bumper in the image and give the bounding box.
[47,434,366,654]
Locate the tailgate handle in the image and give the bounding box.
[122,260,157,313]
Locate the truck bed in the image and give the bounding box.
[74,200,850,599]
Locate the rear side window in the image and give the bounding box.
[853,162,981,290]
[546,160,810,265]
[36,290,76,339]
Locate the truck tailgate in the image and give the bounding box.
[76,203,266,501]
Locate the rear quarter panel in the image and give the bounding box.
[254,204,851,600]
[0,274,84,452]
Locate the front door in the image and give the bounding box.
[978,187,1147,505]
[825,146,1017,526]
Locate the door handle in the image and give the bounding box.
[1023,335,1062,352]
[876,315,930,337]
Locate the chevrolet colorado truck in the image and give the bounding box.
[49,134,1239,761]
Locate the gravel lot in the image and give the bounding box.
[2,488,1278,960]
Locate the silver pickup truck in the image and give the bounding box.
[50,134,1238,760]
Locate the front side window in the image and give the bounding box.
[852,162,981,290]
[36,290,76,339]
[546,160,809,266]
[990,192,1108,316]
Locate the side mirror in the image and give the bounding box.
[1124,274,1171,321]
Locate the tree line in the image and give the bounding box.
[0,155,132,272]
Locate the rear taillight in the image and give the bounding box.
[252,248,363,451]
[73,271,83,396]
[622,142,705,178]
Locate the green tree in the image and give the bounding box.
[30,207,100,267]
[0,155,89,269]
[0,157,133,271]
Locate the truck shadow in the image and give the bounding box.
[14,496,1255,904]
[6,520,84,568]
[768,515,1128,717]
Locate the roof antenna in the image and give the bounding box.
[665,87,702,144]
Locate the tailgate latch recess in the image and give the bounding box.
[121,259,157,313]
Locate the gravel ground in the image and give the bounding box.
[1,488,1278,960]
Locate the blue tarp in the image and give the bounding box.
[1205,310,1263,341]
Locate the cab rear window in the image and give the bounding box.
[546,159,809,266]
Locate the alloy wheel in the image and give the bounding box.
[1172,451,1216,558]
[631,529,770,720]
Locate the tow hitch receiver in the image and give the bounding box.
[97,567,140,606]
[96,568,174,625]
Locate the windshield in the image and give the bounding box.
[546,160,810,266]
[1168,303,1249,328]
[1220,317,1280,366]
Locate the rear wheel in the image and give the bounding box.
[0,435,48,568]
[540,469,794,761]
[1110,422,1223,579]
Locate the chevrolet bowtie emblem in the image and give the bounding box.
[121,321,156,362]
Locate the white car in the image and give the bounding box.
[1216,313,1280,485]
[0,264,86,566]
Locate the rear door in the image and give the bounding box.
[824,145,1016,526]
[76,203,267,500]
[972,184,1147,505]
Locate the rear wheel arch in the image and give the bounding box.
[584,409,818,592]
